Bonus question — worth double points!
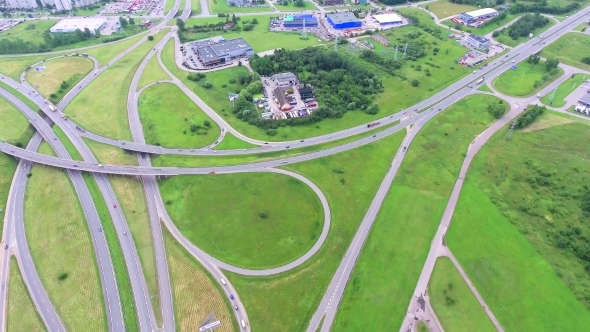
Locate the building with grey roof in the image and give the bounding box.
[195,37,254,66]
[271,72,298,86]
[579,92,590,107]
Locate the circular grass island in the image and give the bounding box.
[160,172,324,269]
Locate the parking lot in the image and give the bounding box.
[260,76,317,120]
[100,0,164,15]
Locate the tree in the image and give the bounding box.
[582,57,590,65]
[119,17,128,28]
[189,122,198,132]
[202,81,213,89]
[252,18,258,24]
[411,79,420,87]
[232,14,237,24]
[295,0,305,7]
[176,18,185,31]
[545,58,559,71]
[129,17,135,25]
[147,35,154,41]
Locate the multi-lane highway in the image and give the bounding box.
[1,1,589,332]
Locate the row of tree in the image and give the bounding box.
[498,14,550,40]
[513,105,545,129]
[509,1,579,15]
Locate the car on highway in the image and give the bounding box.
[234,305,239,310]
[220,278,226,285]
[98,227,102,232]
[281,161,288,164]
[230,294,234,300]
[113,204,117,208]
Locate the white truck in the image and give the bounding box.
[48,104,57,112]
[476,77,485,85]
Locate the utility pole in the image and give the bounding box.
[301,18,308,40]
[394,45,398,61]
[334,36,339,52]
[504,122,515,141]
[403,42,408,59]
[549,86,557,105]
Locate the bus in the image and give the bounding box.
[476,77,485,85]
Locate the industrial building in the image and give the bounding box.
[458,8,498,23]
[298,86,314,100]
[272,72,298,87]
[195,37,254,66]
[227,0,252,5]
[283,15,318,28]
[50,18,107,34]
[373,13,403,26]
[327,12,362,30]
[466,34,490,50]
[579,92,590,107]
[323,0,344,5]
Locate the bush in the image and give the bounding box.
[147,35,154,41]
[57,272,68,281]
[229,78,237,84]
[202,81,213,89]
[266,129,277,136]
[259,211,268,219]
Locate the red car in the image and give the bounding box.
[113,204,117,208]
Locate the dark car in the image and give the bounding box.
[230,295,235,300]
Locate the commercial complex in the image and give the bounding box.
[579,92,590,107]
[194,37,254,66]
[373,13,404,26]
[272,72,299,86]
[50,18,107,34]
[458,8,498,23]
[284,14,318,28]
[466,34,491,50]
[327,12,362,30]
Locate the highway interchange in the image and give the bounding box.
[0,1,590,332]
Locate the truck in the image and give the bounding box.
[476,77,484,85]
[81,53,88,57]
[48,104,57,112]
[241,320,246,329]
[367,122,381,128]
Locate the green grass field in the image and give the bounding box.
[331,94,503,331]
[574,23,588,31]
[83,138,139,166]
[447,111,590,331]
[164,230,237,332]
[417,321,429,332]
[7,258,45,332]
[429,257,496,332]
[208,0,273,13]
[0,33,146,80]
[152,121,399,167]
[478,84,493,93]
[542,32,590,71]
[192,0,202,14]
[0,153,18,239]
[53,126,84,161]
[493,59,564,97]
[225,131,405,331]
[81,173,139,331]
[214,132,259,149]
[0,20,57,45]
[276,0,318,12]
[494,19,555,47]
[182,15,321,53]
[540,73,588,107]
[64,30,167,140]
[138,53,171,88]
[160,172,323,268]
[25,143,106,331]
[25,56,94,103]
[421,0,477,19]
[0,97,35,147]
[138,83,220,148]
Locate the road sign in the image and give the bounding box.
[199,321,220,331]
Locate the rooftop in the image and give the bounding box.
[464,8,498,18]
[373,13,403,24]
[272,72,298,82]
[468,34,490,44]
[327,12,361,25]
[50,18,107,32]
[580,92,590,105]
[210,38,252,56]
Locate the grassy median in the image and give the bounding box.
[138,55,171,89]
[541,32,590,72]
[332,94,502,331]
[447,111,590,331]
[429,257,496,332]
[164,230,237,332]
[493,59,564,97]
[7,258,45,332]
[25,143,106,331]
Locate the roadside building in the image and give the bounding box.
[324,0,344,5]
[579,92,590,107]
[195,37,254,66]
[284,15,319,28]
[466,34,490,50]
[326,12,362,30]
[373,13,404,26]
[227,0,250,5]
[298,86,314,100]
[50,18,108,34]
[274,86,294,110]
[458,8,498,23]
[272,72,298,86]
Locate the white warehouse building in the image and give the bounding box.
[50,18,107,34]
